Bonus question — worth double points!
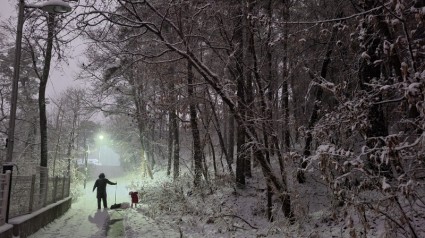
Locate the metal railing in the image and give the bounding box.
[0,167,70,225]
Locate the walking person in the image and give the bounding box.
[93,173,117,209]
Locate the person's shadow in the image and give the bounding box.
[88,209,110,237]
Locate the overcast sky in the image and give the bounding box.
[0,0,84,100]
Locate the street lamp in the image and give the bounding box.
[6,0,73,166]
[3,0,73,223]
[36,0,72,13]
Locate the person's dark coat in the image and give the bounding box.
[93,173,117,198]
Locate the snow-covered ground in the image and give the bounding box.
[27,167,425,238]
[28,172,180,238]
[29,174,126,238]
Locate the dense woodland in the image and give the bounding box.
[1,0,425,237]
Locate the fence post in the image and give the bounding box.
[61,177,65,199]
[68,177,71,197]
[0,171,11,225]
[28,174,36,213]
[43,169,48,207]
[53,176,58,203]
[2,165,13,223]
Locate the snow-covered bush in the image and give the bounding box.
[300,1,425,236]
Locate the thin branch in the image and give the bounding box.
[275,4,386,25]
[373,97,405,105]
[214,214,258,229]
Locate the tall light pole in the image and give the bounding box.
[5,0,26,167]
[3,0,73,222]
[5,0,72,164]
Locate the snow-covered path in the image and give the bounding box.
[28,173,181,238]
[29,175,129,238]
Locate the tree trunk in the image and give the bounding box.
[52,104,63,177]
[66,111,77,177]
[167,110,173,176]
[280,0,292,219]
[281,0,291,154]
[38,13,55,203]
[208,136,217,176]
[172,108,180,180]
[149,126,156,170]
[265,0,274,221]
[227,110,235,165]
[244,1,254,179]
[207,92,234,176]
[235,0,246,188]
[39,13,55,169]
[168,72,180,181]
[187,60,204,187]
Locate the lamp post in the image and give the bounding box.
[5,0,73,164]
[3,0,73,223]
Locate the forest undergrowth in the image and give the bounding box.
[122,163,425,238]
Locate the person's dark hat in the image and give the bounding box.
[99,173,105,178]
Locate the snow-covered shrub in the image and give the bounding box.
[301,2,425,236]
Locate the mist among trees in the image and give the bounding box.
[1,0,424,237]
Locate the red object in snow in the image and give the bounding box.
[129,191,139,204]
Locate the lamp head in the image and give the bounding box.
[40,0,72,13]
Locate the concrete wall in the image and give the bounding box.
[0,197,72,238]
[0,224,12,238]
